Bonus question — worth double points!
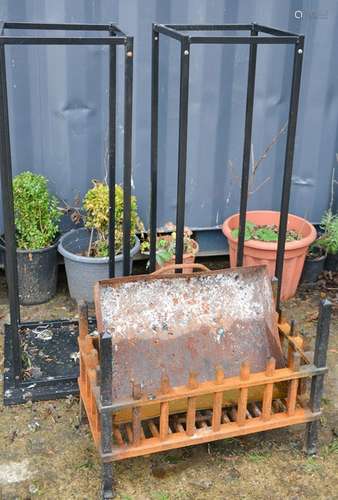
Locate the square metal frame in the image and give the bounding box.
[0,22,133,403]
[149,23,304,312]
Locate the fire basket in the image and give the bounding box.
[78,264,331,498]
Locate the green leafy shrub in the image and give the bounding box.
[231,221,300,243]
[318,210,338,254]
[83,181,138,257]
[140,226,197,267]
[13,171,61,250]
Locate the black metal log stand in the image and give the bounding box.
[149,23,332,458]
[0,22,133,405]
[149,23,304,311]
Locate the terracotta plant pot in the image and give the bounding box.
[222,210,316,301]
[155,240,199,274]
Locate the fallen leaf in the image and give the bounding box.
[306,312,319,322]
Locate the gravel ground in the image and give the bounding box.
[0,264,337,500]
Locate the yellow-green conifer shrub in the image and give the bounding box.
[83,181,138,257]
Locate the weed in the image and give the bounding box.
[323,439,338,457]
[76,457,95,470]
[164,454,183,464]
[247,450,270,462]
[321,397,332,406]
[303,456,322,473]
[152,492,170,500]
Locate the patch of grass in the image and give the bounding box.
[323,439,338,456]
[247,450,270,462]
[76,457,95,470]
[224,438,239,445]
[163,453,183,464]
[321,397,332,406]
[152,492,170,500]
[328,440,338,454]
[303,456,322,473]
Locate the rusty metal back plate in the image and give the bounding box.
[95,266,285,401]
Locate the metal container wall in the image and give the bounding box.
[0,1,337,237]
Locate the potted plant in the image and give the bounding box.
[222,210,317,301]
[58,181,140,303]
[140,225,198,273]
[318,210,338,272]
[0,171,61,305]
[301,242,326,283]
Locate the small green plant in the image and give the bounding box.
[140,226,197,267]
[13,171,61,250]
[231,221,300,243]
[83,180,138,257]
[317,210,338,255]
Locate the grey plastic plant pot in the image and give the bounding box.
[58,227,140,304]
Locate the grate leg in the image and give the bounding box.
[101,462,114,499]
[305,421,319,456]
[305,299,331,455]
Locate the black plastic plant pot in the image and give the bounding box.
[0,239,58,305]
[301,254,326,283]
[325,253,338,272]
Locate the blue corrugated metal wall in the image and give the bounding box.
[0,0,337,236]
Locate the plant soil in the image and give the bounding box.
[0,262,337,499]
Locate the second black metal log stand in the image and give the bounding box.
[149,23,304,311]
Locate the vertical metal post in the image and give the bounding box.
[101,462,113,499]
[175,36,190,266]
[0,44,22,379]
[122,37,133,276]
[100,330,113,496]
[149,25,159,273]
[306,299,331,454]
[275,37,304,309]
[237,25,258,267]
[108,27,116,278]
[100,331,113,410]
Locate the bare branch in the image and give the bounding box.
[329,164,336,211]
[248,176,271,196]
[252,120,288,176]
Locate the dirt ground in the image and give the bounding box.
[0,263,337,500]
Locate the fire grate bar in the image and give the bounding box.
[112,397,304,448]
